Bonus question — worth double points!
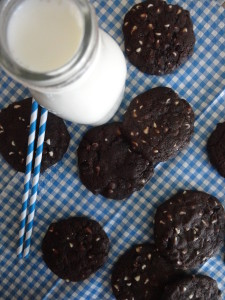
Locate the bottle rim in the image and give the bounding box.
[0,0,98,89]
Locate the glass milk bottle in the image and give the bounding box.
[0,0,127,125]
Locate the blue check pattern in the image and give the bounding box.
[0,0,225,299]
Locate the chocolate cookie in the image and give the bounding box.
[42,217,109,282]
[111,243,180,300]
[77,122,153,200]
[122,87,194,164]
[162,275,222,300]
[123,0,195,75]
[207,122,225,178]
[0,98,70,172]
[154,190,225,270]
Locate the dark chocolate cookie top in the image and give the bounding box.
[161,274,222,300]
[0,98,70,172]
[122,87,194,164]
[123,0,195,75]
[154,190,225,270]
[207,122,225,178]
[42,217,109,282]
[77,122,154,200]
[111,243,179,300]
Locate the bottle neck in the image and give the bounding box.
[0,0,99,91]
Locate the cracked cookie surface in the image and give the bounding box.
[77,122,153,200]
[154,190,225,270]
[122,87,194,164]
[123,0,195,75]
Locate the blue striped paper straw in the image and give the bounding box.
[23,107,48,258]
[17,99,38,258]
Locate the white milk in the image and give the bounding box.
[30,30,127,124]
[7,0,83,72]
[4,0,127,125]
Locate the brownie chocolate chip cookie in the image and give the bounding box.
[162,275,222,300]
[0,98,70,172]
[42,217,109,282]
[123,0,195,75]
[122,87,194,164]
[154,190,225,270]
[111,243,179,300]
[207,122,225,178]
[77,122,154,200]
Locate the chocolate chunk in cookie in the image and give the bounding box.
[162,274,222,300]
[42,217,109,282]
[123,0,195,75]
[0,98,70,172]
[122,87,194,164]
[207,122,225,178]
[111,243,180,300]
[154,190,225,270]
[77,122,154,200]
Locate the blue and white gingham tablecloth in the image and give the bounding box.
[0,0,225,299]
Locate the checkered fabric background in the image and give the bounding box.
[0,0,225,299]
